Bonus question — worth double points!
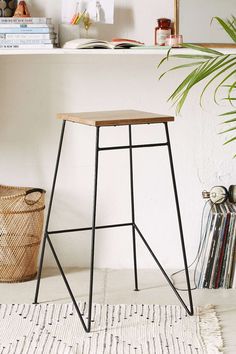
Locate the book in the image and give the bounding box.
[229,203,236,288]
[215,204,231,288]
[231,252,236,289]
[197,201,236,289]
[196,204,216,288]
[194,202,213,286]
[223,202,236,288]
[219,202,233,288]
[0,33,56,40]
[202,206,223,288]
[0,28,54,34]
[231,247,236,288]
[0,17,52,24]
[209,204,226,288]
[62,38,144,49]
[0,44,54,49]
[0,24,53,28]
[0,40,54,45]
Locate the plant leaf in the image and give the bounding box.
[156,47,172,69]
[213,68,236,103]
[170,56,230,108]
[222,84,236,88]
[170,54,214,60]
[158,62,205,80]
[167,67,199,102]
[213,17,236,42]
[222,118,236,124]
[157,15,236,154]
[182,43,224,56]
[223,136,236,145]
[226,79,236,102]
[219,110,236,116]
[198,56,235,104]
[219,126,236,134]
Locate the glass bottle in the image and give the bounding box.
[154,18,171,46]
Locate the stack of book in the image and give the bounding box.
[0,17,56,49]
[196,201,236,289]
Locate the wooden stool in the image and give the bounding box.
[34,110,194,332]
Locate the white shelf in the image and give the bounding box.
[0,47,235,56]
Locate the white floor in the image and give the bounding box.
[0,268,236,353]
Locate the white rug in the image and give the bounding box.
[0,303,223,354]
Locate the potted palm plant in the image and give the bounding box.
[159,16,236,155]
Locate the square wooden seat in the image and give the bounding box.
[57,109,174,127]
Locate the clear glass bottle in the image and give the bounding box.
[165,34,183,47]
[154,18,171,46]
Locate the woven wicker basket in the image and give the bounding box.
[0,185,45,282]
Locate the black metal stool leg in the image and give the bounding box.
[164,122,194,315]
[128,125,139,291]
[34,120,66,304]
[87,126,100,332]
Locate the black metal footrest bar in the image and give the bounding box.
[98,142,168,151]
[48,222,133,235]
[134,223,194,316]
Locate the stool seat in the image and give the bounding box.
[57,109,174,127]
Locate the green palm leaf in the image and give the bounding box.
[226,79,236,102]
[158,15,236,152]
[224,136,236,145]
[213,16,236,43]
[158,62,205,80]
[222,118,236,124]
[181,43,224,55]
[213,67,236,103]
[219,126,236,134]
[220,110,236,116]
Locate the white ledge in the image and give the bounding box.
[0,47,235,56]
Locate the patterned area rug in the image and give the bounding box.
[0,303,223,353]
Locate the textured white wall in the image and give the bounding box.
[0,1,235,270]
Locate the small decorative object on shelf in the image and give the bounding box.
[165,34,183,48]
[82,12,92,37]
[13,0,31,18]
[154,18,171,46]
[0,0,17,17]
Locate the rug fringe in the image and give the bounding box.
[197,305,224,353]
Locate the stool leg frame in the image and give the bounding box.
[87,126,100,332]
[34,120,89,332]
[164,122,193,315]
[34,120,66,306]
[128,125,139,291]
[34,120,194,334]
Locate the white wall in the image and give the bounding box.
[26,0,173,45]
[0,1,235,270]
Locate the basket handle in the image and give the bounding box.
[25,188,46,205]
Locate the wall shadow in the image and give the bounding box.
[96,6,134,40]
